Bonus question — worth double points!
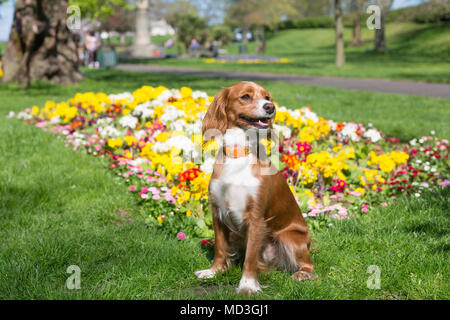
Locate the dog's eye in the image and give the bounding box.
[241,94,251,100]
[265,96,271,100]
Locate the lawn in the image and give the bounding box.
[136,22,450,83]
[0,69,449,299]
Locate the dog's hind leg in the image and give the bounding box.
[277,229,317,281]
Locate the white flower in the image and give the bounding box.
[133,101,154,119]
[424,165,430,171]
[119,115,138,129]
[364,128,382,143]
[108,92,133,103]
[273,124,291,139]
[200,157,216,174]
[415,193,421,197]
[415,159,422,164]
[341,123,360,142]
[300,107,319,123]
[160,105,185,123]
[96,117,113,127]
[328,120,337,131]
[50,116,61,124]
[192,90,209,100]
[409,138,417,146]
[7,111,15,118]
[98,125,121,138]
[430,130,435,135]
[16,111,32,120]
[134,130,147,140]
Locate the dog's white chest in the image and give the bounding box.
[210,155,260,231]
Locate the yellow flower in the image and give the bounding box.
[124,135,138,146]
[32,106,39,115]
[354,187,365,195]
[107,138,123,149]
[186,209,192,217]
[157,216,163,224]
[180,87,192,99]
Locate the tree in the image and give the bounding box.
[166,1,207,51]
[335,0,345,67]
[374,0,393,52]
[2,0,128,87]
[350,0,365,47]
[2,0,82,86]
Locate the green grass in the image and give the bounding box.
[0,69,449,299]
[136,22,450,83]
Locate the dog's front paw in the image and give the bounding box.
[195,269,216,279]
[291,270,317,281]
[236,276,262,296]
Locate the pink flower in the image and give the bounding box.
[177,232,186,240]
[361,207,368,213]
[149,187,161,194]
[381,202,388,206]
[141,193,149,199]
[152,194,161,200]
[129,185,136,191]
[141,187,149,194]
[350,191,361,196]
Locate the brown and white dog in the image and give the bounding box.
[195,81,315,295]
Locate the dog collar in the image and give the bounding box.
[223,146,251,158]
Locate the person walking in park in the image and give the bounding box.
[84,31,102,69]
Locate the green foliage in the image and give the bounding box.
[174,13,207,49]
[68,0,132,19]
[387,1,450,24]
[208,25,233,46]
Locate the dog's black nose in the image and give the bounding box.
[263,103,275,114]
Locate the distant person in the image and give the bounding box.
[256,39,266,55]
[207,41,218,58]
[164,38,174,49]
[189,38,200,54]
[84,31,101,68]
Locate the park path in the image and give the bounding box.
[116,63,450,99]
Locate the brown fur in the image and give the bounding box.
[202,82,316,295]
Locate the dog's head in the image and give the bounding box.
[202,81,275,135]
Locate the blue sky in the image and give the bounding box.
[0,0,424,43]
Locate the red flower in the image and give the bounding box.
[331,179,346,192]
[296,142,312,155]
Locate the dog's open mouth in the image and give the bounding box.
[239,115,273,129]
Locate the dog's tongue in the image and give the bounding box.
[256,120,268,127]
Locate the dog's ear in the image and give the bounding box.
[202,87,229,136]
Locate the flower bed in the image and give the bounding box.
[10,85,449,239]
[204,55,292,64]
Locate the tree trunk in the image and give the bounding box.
[242,23,249,45]
[2,0,83,87]
[374,0,393,53]
[374,10,387,52]
[335,0,345,67]
[351,0,363,47]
